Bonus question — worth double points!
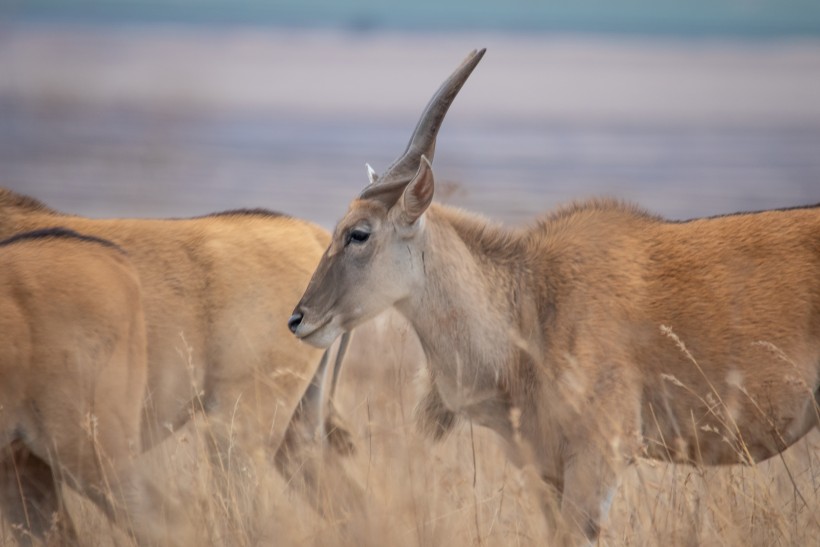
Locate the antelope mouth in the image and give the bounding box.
[294,315,340,349]
[293,314,330,338]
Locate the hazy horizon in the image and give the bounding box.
[2,26,819,227]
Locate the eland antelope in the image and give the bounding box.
[289,49,820,543]
[0,189,358,531]
[0,228,195,545]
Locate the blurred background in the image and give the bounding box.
[1,1,820,227]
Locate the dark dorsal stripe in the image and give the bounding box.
[672,202,820,224]
[0,227,123,252]
[202,207,290,220]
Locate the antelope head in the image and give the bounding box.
[288,49,486,348]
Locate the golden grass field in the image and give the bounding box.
[3,311,817,546]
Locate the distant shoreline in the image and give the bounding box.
[3,25,819,126]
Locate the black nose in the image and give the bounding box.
[287,312,303,334]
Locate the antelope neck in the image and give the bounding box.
[394,208,519,411]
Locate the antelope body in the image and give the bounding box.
[0,189,354,541]
[0,228,194,545]
[289,49,820,543]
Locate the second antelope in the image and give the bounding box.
[289,49,820,543]
[0,229,194,545]
[0,188,358,540]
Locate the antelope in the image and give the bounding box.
[0,189,358,540]
[0,228,195,545]
[289,49,820,543]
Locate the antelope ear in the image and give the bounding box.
[398,155,435,225]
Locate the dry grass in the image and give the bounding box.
[2,312,818,546]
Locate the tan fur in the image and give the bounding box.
[292,152,820,542]
[0,189,356,526]
[0,230,195,545]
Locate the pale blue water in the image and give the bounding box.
[6,0,820,37]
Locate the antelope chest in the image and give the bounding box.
[432,362,510,432]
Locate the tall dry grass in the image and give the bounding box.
[2,311,818,546]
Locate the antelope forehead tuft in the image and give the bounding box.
[366,163,378,185]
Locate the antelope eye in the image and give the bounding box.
[346,229,370,245]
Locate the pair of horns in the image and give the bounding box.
[360,48,486,205]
